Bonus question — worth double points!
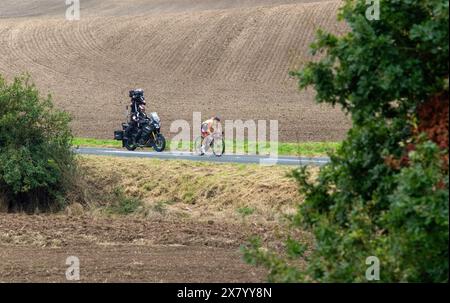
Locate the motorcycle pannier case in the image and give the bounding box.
[114,130,124,140]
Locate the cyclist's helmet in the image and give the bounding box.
[213,116,221,122]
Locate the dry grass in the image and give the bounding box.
[0,155,317,281]
[77,155,316,225]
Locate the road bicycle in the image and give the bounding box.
[194,132,225,157]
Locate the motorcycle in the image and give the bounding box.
[114,112,166,152]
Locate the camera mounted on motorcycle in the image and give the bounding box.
[129,89,145,100]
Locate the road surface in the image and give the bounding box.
[74,147,330,166]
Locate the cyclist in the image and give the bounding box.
[200,116,221,156]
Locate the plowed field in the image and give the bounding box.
[0,0,350,142]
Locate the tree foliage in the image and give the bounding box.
[244,0,449,282]
[0,74,75,211]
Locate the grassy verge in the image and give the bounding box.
[72,137,340,157]
[73,137,122,148]
[66,155,316,255]
[76,155,317,225]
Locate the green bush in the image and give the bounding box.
[382,141,448,281]
[0,74,75,212]
[244,0,449,282]
[106,187,143,215]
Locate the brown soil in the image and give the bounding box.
[0,157,314,282]
[0,213,269,282]
[0,0,351,142]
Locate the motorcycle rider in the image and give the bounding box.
[200,116,221,156]
[124,89,147,141]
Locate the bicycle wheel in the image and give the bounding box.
[194,136,204,155]
[212,138,225,157]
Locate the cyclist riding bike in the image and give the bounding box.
[200,116,221,156]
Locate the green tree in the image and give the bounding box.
[243,0,449,282]
[0,74,75,211]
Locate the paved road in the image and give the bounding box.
[74,147,330,166]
